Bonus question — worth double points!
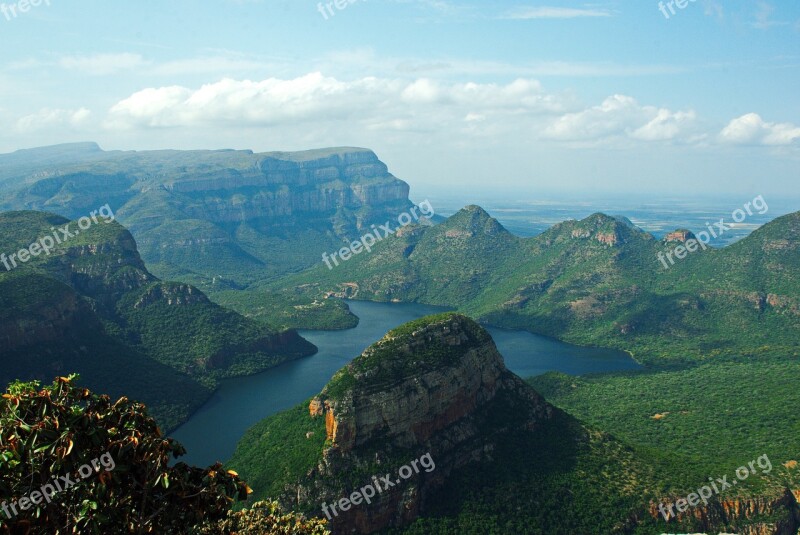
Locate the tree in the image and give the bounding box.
[0,375,249,534]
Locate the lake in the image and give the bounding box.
[170,300,640,466]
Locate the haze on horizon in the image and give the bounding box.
[0,0,798,199]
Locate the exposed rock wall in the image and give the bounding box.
[648,489,800,535]
[301,315,553,534]
[168,150,411,224]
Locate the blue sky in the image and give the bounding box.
[0,0,798,199]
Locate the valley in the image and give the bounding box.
[171,300,639,467]
[0,143,797,535]
[3,4,798,533]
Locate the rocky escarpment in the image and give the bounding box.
[648,488,800,534]
[296,314,553,534]
[61,231,156,305]
[174,149,412,224]
[0,144,418,282]
[132,283,210,309]
[0,145,412,228]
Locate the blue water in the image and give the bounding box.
[169,300,639,466]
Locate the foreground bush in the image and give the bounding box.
[193,501,329,535]
[0,375,250,534]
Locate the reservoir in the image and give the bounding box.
[170,300,640,466]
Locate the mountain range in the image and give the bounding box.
[271,204,800,365]
[0,142,416,292]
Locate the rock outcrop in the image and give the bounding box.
[648,489,800,535]
[664,229,697,243]
[295,314,553,534]
[172,149,412,224]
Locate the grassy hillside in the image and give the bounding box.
[0,210,316,429]
[529,357,800,493]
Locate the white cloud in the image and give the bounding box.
[543,95,697,142]
[35,73,790,153]
[106,74,569,131]
[633,109,697,141]
[500,6,612,19]
[719,113,800,145]
[16,108,91,132]
[59,53,149,75]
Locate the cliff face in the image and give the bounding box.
[0,145,417,284]
[664,229,696,242]
[61,230,156,307]
[648,489,800,535]
[315,318,547,452]
[173,149,411,224]
[300,314,553,534]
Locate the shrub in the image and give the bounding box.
[0,375,248,534]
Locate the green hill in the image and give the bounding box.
[0,210,316,430]
[271,206,800,365]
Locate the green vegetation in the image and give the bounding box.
[272,207,800,367]
[324,313,490,399]
[0,375,330,535]
[0,211,316,431]
[528,357,800,494]
[390,410,655,535]
[195,501,330,535]
[213,287,358,331]
[0,375,247,534]
[226,402,328,502]
[117,282,314,380]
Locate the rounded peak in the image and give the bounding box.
[462,204,489,214]
[583,212,620,225]
[559,211,650,245]
[443,205,510,236]
[322,313,495,399]
[384,312,486,341]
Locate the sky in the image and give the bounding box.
[0,0,798,200]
